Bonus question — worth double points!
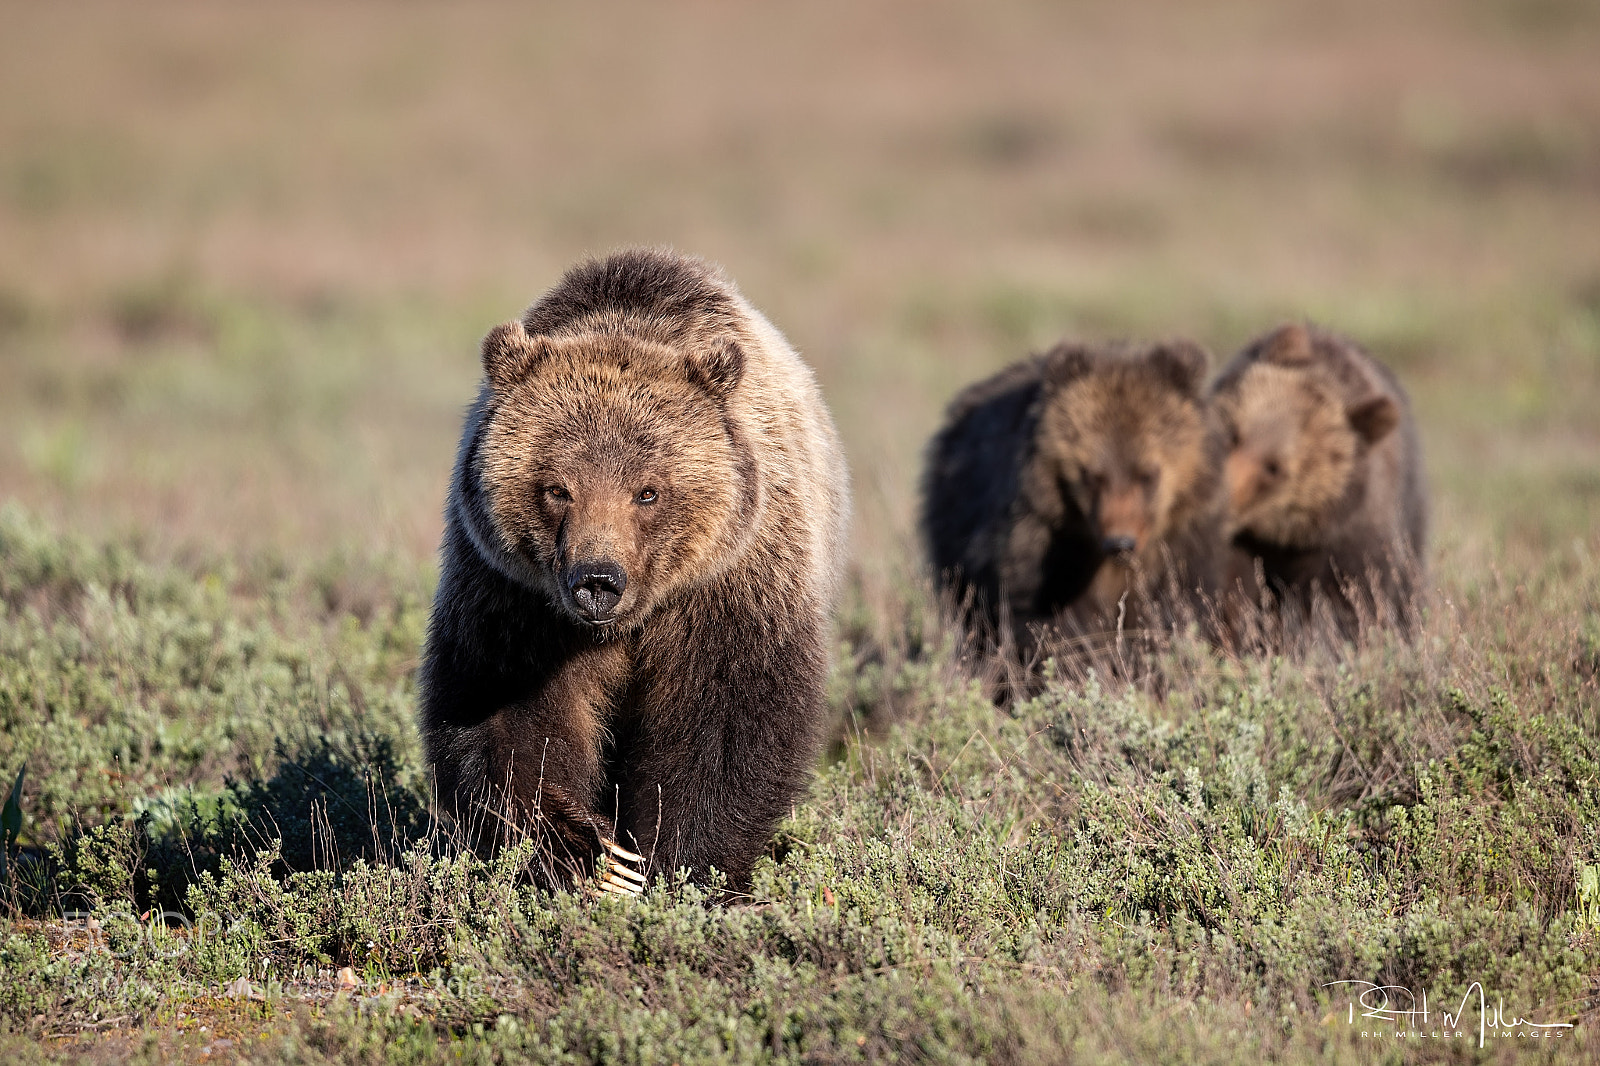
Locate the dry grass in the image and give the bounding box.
[0,0,1596,575]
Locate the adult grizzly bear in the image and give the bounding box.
[419,249,849,896]
[1211,322,1427,642]
[921,339,1224,659]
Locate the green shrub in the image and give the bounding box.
[1,508,1597,1062]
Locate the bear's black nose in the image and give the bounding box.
[566,561,627,622]
[1101,535,1137,556]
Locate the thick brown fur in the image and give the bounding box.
[418,248,849,894]
[920,339,1225,660]
[1210,322,1427,643]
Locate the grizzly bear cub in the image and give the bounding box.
[418,248,849,896]
[921,339,1225,656]
[1210,323,1427,641]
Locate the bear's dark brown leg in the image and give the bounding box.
[424,629,637,890]
[617,596,825,894]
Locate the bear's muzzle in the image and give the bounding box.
[565,560,627,624]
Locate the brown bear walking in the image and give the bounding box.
[921,339,1225,659]
[419,248,849,895]
[1210,323,1427,643]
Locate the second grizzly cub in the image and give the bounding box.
[1211,323,1427,640]
[921,340,1224,653]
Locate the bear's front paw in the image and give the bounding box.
[597,838,646,897]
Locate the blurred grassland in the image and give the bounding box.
[1,0,1600,1062]
[1,0,1598,575]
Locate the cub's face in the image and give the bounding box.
[476,323,745,629]
[1033,344,1217,568]
[1215,361,1398,547]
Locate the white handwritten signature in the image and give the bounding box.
[1324,981,1575,1048]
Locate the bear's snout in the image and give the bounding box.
[1096,484,1149,559]
[565,561,628,623]
[1225,452,1261,513]
[1100,535,1137,557]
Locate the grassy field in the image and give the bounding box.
[1,0,1598,1061]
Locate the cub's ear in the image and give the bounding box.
[1259,323,1314,367]
[481,321,549,392]
[1347,394,1400,444]
[687,338,744,398]
[1149,339,1210,395]
[1041,343,1096,389]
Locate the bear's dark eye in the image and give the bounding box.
[635,488,657,505]
[1135,467,1158,488]
[546,486,570,501]
[1262,458,1282,479]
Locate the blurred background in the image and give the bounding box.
[2,0,1597,584]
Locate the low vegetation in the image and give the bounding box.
[0,503,1596,1062]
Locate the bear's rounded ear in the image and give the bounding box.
[482,321,549,392]
[1259,323,1314,367]
[1149,339,1209,395]
[1347,394,1400,444]
[687,338,744,398]
[1041,344,1095,389]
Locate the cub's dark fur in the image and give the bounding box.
[921,339,1224,655]
[419,248,849,893]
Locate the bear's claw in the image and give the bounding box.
[598,837,646,897]
[604,838,645,865]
